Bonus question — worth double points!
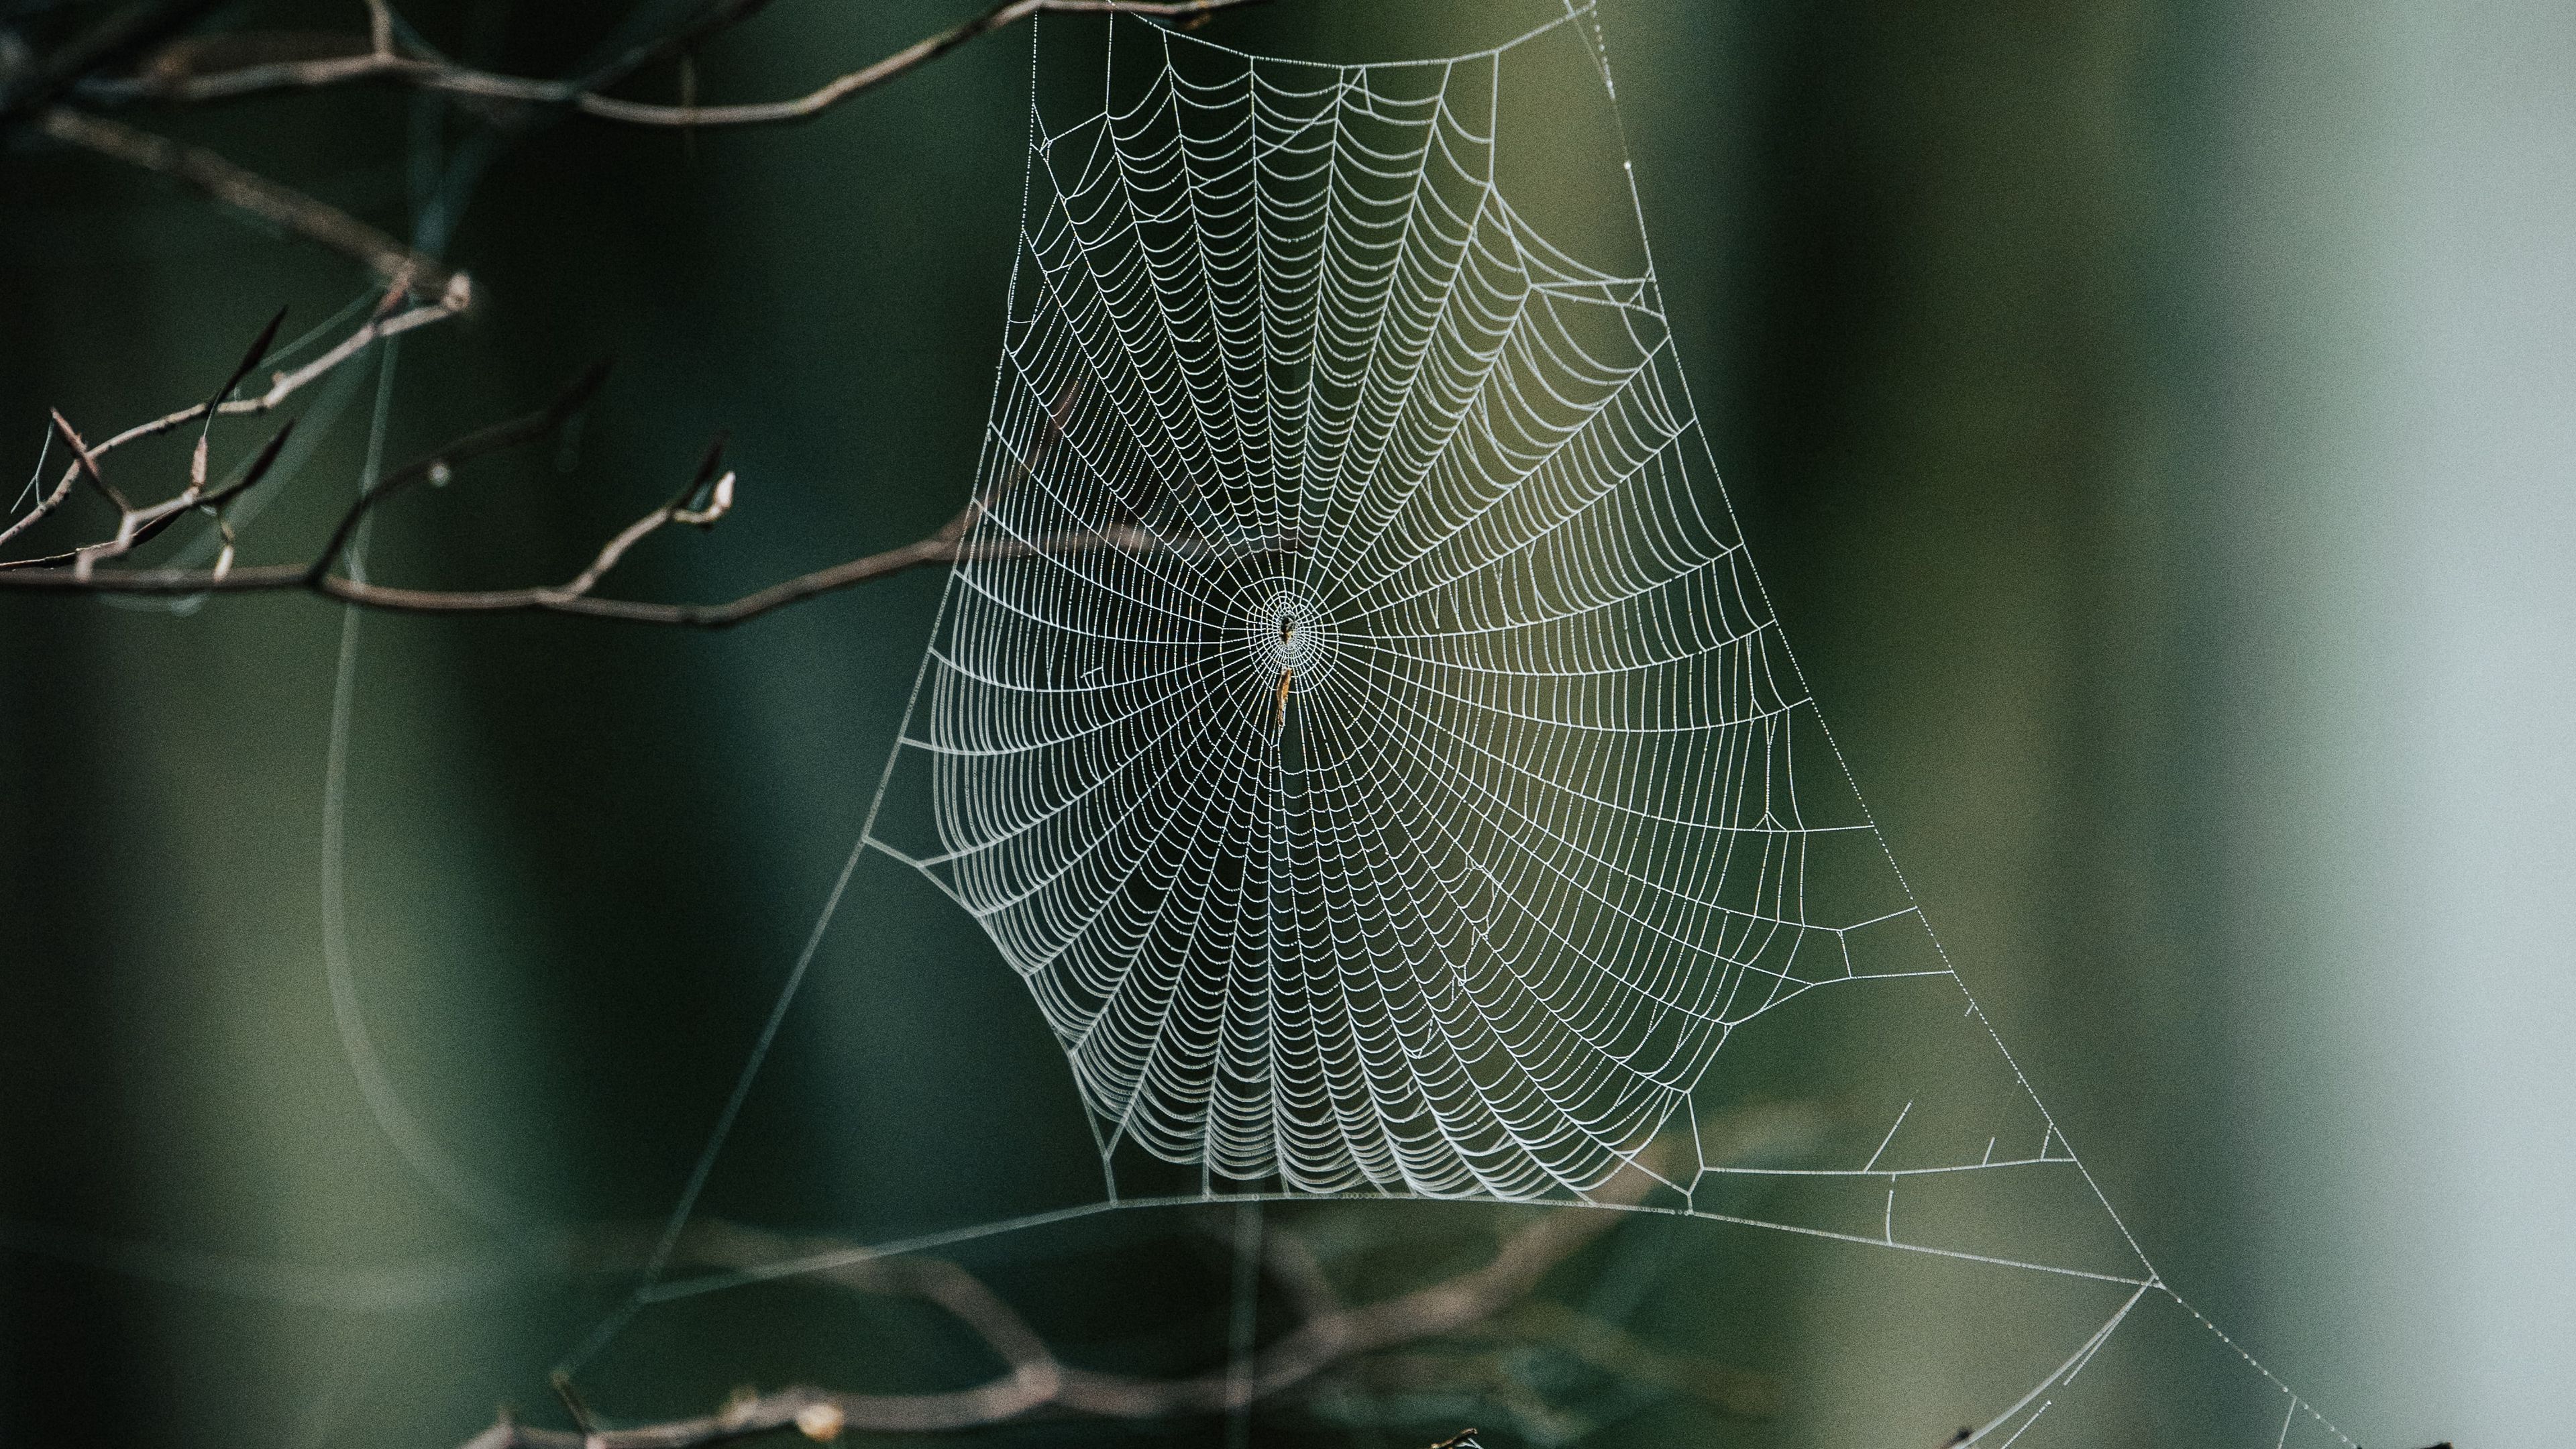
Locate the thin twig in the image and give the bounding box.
[76,0,1270,129]
[32,106,470,305]
[549,437,735,601]
[5,422,294,577]
[548,1372,601,1440]
[0,335,1163,623]
[303,361,612,583]
[0,352,1167,627]
[0,521,1173,625]
[0,286,461,555]
[46,412,131,513]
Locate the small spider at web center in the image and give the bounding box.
[1273,616,1295,739]
[1253,590,1333,740]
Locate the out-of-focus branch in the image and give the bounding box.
[0,0,229,123]
[460,1149,1759,1448]
[31,106,470,305]
[72,0,1269,129]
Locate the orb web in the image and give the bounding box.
[675,11,2358,1444]
[877,13,1923,1201]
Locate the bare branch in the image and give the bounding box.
[46,411,130,513]
[549,437,733,600]
[33,106,470,306]
[0,287,460,555]
[2,421,294,575]
[1,353,1167,629]
[460,1147,1746,1449]
[567,0,1271,129]
[201,307,291,447]
[0,516,1171,626]
[0,520,1171,623]
[76,0,1270,130]
[303,361,612,582]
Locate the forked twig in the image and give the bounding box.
[0,284,463,559]
[0,327,1163,629]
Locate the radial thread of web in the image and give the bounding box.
[884,11,1937,1208]
[656,13,2359,1445]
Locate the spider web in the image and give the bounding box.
[874,9,2063,1224]
[795,7,2357,1445]
[0,7,2376,1446]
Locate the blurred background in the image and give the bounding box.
[2,1,2569,1446]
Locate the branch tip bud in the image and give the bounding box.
[794,1401,845,1442]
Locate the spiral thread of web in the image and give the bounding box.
[900,19,1892,1200]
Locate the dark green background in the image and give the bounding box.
[9,1,2567,1445]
